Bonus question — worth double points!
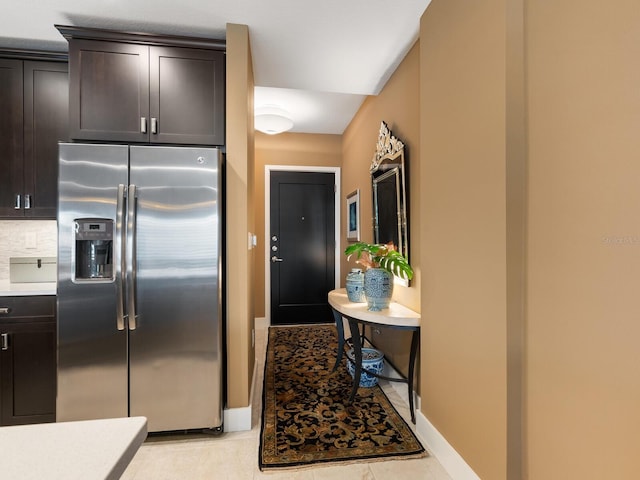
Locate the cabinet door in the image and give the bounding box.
[149,47,225,145]
[0,320,56,426]
[69,39,149,142]
[0,59,24,217]
[23,61,69,218]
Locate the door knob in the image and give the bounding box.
[271,256,284,263]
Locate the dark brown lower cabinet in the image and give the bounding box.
[0,296,56,426]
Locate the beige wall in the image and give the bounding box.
[341,42,420,378]
[526,1,640,478]
[419,0,640,479]
[241,2,640,476]
[225,23,255,409]
[420,1,509,479]
[253,132,342,318]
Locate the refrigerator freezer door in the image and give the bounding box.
[128,146,222,431]
[57,143,129,422]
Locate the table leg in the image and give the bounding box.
[331,308,345,372]
[347,318,363,403]
[408,329,419,424]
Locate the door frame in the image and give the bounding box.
[264,165,341,325]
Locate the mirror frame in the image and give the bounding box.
[370,121,409,283]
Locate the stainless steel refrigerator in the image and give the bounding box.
[57,143,223,432]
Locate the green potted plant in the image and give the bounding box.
[344,242,413,311]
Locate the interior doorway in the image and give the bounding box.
[265,166,340,325]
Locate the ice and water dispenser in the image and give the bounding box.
[74,219,114,281]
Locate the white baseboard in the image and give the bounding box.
[255,317,268,329]
[381,360,420,409]
[223,359,257,432]
[376,347,478,479]
[415,411,481,480]
[224,337,263,433]
[223,405,252,432]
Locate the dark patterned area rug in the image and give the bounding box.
[259,324,426,470]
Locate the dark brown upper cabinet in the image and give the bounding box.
[68,39,225,145]
[0,57,68,219]
[68,40,148,143]
[0,59,23,218]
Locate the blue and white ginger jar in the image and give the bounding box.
[364,267,393,311]
[345,268,365,302]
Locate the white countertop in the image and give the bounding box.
[0,416,147,480]
[328,288,421,327]
[0,280,56,296]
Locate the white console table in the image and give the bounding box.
[328,288,421,423]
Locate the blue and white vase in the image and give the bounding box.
[346,348,385,387]
[345,268,365,302]
[364,267,393,311]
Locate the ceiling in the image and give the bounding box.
[0,0,431,135]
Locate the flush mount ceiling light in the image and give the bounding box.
[255,105,294,135]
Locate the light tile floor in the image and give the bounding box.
[121,326,452,480]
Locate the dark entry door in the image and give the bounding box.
[270,171,335,325]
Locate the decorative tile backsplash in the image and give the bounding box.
[0,221,57,281]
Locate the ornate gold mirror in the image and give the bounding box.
[370,121,409,281]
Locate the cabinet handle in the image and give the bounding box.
[1,333,8,351]
[151,117,158,134]
[24,194,32,209]
[140,117,147,134]
[14,194,21,209]
[0,307,10,314]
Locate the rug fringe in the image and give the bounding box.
[260,450,429,472]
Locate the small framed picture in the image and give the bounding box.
[346,189,360,242]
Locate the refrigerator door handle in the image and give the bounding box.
[126,184,138,330]
[115,184,127,331]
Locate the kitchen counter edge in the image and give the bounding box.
[0,281,56,296]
